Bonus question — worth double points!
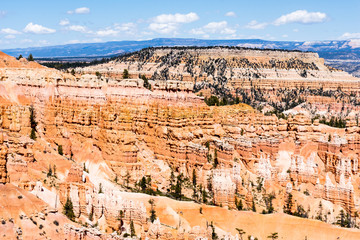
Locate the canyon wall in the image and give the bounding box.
[0,50,360,239]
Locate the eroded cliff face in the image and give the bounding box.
[0,51,360,239]
[77,47,360,122]
[77,47,360,92]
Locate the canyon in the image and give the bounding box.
[0,47,360,239]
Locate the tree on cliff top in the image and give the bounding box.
[27,53,34,61]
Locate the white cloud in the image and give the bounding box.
[114,22,137,35]
[189,28,210,39]
[221,27,237,35]
[1,28,21,34]
[203,21,236,35]
[282,34,288,38]
[204,21,227,32]
[67,25,88,33]
[190,28,206,35]
[4,35,16,39]
[149,23,178,34]
[244,10,327,31]
[23,23,56,34]
[190,21,236,36]
[95,29,119,37]
[153,12,199,24]
[149,12,199,34]
[67,7,90,14]
[225,11,236,17]
[245,20,268,30]
[91,23,137,37]
[339,32,360,40]
[273,10,327,25]
[59,19,70,26]
[293,28,299,32]
[66,38,103,44]
[115,22,136,31]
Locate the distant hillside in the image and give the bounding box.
[2,38,360,76]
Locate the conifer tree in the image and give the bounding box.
[27,53,34,61]
[149,199,156,223]
[130,220,136,237]
[63,197,75,221]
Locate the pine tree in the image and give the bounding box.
[140,176,147,192]
[89,205,94,221]
[122,69,129,79]
[236,228,246,240]
[210,221,218,240]
[63,197,75,221]
[316,201,323,221]
[265,193,275,214]
[58,145,63,155]
[267,232,278,240]
[169,170,175,194]
[95,71,101,79]
[125,171,131,188]
[29,106,37,140]
[30,128,37,140]
[47,164,53,177]
[192,169,197,187]
[17,54,23,60]
[236,198,243,210]
[203,187,208,203]
[130,220,136,237]
[213,149,219,168]
[117,210,124,231]
[284,193,293,214]
[174,174,183,200]
[149,199,156,223]
[142,74,151,89]
[53,165,57,178]
[27,53,34,61]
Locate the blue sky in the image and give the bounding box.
[0,0,359,49]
